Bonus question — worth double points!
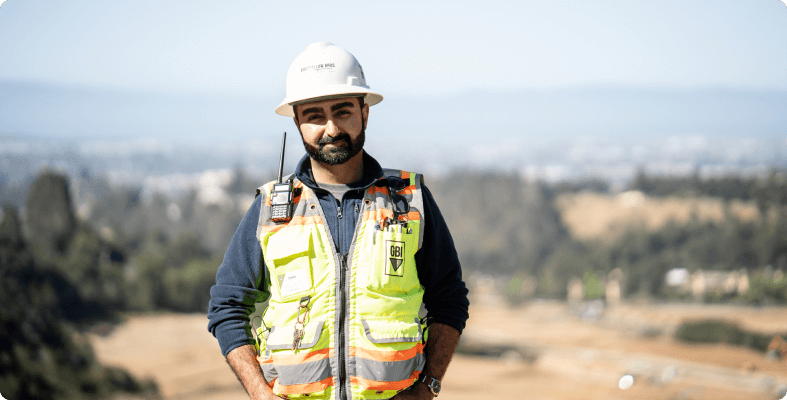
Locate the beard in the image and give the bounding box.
[301,128,365,166]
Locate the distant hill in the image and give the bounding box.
[0,80,278,142]
[2,80,785,143]
[2,81,785,195]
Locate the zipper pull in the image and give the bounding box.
[354,203,360,213]
[337,204,343,219]
[341,253,348,270]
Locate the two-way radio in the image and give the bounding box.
[270,132,294,223]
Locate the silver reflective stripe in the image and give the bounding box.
[261,362,278,383]
[266,321,325,350]
[412,172,425,249]
[361,318,423,343]
[274,358,333,386]
[355,352,425,383]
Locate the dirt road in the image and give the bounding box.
[89,303,787,400]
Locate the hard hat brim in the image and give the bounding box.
[275,86,383,117]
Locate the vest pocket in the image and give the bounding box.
[266,230,315,303]
[259,320,333,398]
[352,318,425,399]
[366,229,419,293]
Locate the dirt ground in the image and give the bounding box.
[89,302,787,400]
[554,192,760,242]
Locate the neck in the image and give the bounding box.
[310,151,364,184]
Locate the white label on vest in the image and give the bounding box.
[280,269,310,297]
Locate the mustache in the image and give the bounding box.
[318,133,351,145]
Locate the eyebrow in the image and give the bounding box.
[331,101,355,112]
[299,101,355,118]
[300,107,321,117]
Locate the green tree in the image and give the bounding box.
[63,226,126,308]
[0,211,159,400]
[0,205,25,251]
[125,252,168,311]
[583,270,605,300]
[25,172,77,259]
[162,258,222,312]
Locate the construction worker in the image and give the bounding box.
[208,42,469,400]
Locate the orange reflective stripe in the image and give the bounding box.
[259,215,322,233]
[350,343,424,362]
[350,370,420,391]
[363,208,394,221]
[362,209,420,222]
[400,171,410,180]
[268,348,333,366]
[368,186,390,196]
[397,185,416,195]
[274,376,334,395]
[369,182,416,195]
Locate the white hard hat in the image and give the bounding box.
[275,42,383,117]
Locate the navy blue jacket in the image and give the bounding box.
[207,152,470,356]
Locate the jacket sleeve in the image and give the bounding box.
[416,183,470,334]
[207,194,270,356]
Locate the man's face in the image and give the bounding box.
[294,97,369,166]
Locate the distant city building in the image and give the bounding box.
[666,268,689,287]
[568,278,584,304]
[666,267,749,299]
[605,280,621,306]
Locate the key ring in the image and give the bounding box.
[296,296,311,326]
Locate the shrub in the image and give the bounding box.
[162,258,220,312]
[675,319,774,353]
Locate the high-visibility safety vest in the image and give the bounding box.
[255,170,427,400]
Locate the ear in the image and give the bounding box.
[292,104,300,126]
[361,103,369,130]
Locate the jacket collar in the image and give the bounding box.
[294,150,385,191]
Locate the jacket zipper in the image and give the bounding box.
[338,252,348,400]
[337,198,347,400]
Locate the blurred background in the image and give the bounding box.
[1,1,787,399]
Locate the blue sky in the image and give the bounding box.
[1,0,786,98]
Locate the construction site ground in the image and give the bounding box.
[89,301,787,400]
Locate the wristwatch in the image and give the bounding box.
[419,374,441,397]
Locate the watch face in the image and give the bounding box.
[427,378,441,394]
[422,375,441,395]
[432,380,441,393]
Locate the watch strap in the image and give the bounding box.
[419,374,441,397]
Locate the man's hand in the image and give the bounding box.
[226,344,283,400]
[389,382,434,400]
[391,322,460,400]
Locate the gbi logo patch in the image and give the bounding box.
[386,240,405,277]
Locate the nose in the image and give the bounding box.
[325,119,340,136]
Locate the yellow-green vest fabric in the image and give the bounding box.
[255,170,427,400]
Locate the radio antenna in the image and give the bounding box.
[277,132,287,184]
